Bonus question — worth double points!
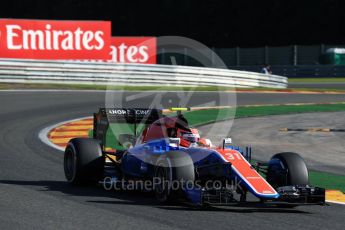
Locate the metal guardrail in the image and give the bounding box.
[0,59,287,88]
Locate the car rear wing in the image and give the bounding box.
[93,108,162,149]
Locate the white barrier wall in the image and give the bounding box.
[0,59,287,88]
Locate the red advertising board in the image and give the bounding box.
[0,19,111,60]
[109,37,157,64]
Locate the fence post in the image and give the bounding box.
[161,48,166,64]
[211,47,215,67]
[320,44,325,54]
[236,47,240,66]
[293,45,298,66]
[264,46,268,64]
[184,47,187,65]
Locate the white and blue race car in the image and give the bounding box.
[64,108,325,207]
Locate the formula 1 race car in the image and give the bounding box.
[63,108,325,207]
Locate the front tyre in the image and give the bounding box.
[64,138,104,185]
[153,151,195,203]
[267,152,309,187]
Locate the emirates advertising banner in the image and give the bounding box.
[0,19,156,64]
[109,37,156,64]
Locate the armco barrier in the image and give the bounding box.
[0,59,287,88]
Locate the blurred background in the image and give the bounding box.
[1,0,345,77]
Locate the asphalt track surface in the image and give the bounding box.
[0,90,344,230]
[199,112,345,175]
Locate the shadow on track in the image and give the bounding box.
[0,179,157,205]
[0,179,313,214]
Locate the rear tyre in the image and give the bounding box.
[64,138,104,185]
[267,152,309,187]
[153,151,195,203]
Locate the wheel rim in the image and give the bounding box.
[155,167,167,194]
[154,163,171,200]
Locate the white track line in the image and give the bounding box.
[38,116,92,152]
[326,200,345,205]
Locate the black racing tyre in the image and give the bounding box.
[267,152,309,187]
[64,138,104,185]
[153,151,195,203]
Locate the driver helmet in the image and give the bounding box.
[177,128,200,147]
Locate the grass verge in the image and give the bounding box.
[288,77,345,83]
[309,171,345,192]
[184,103,345,126]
